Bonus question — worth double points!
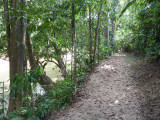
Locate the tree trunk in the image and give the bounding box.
[71,0,77,89]
[26,32,54,91]
[93,3,103,64]
[104,12,110,47]
[26,32,37,69]
[111,19,115,46]
[52,42,67,78]
[107,12,110,46]
[89,5,93,65]
[3,0,10,57]
[7,0,27,113]
[98,28,100,63]
[111,0,117,47]
[104,26,107,45]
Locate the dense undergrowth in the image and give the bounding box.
[116,0,160,61]
[7,78,74,120]
[4,72,74,120]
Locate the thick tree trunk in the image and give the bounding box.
[93,3,103,64]
[7,0,27,113]
[26,32,53,91]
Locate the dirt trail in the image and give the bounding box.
[50,53,153,120]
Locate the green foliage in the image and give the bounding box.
[133,0,160,59]
[99,45,111,59]
[118,0,160,60]
[119,0,136,18]
[8,51,93,119]
[10,67,43,100]
[7,77,74,120]
[145,40,160,60]
[1,0,117,119]
[0,8,7,55]
[4,67,43,120]
[49,79,73,110]
[116,34,135,53]
[76,52,90,86]
[77,51,90,72]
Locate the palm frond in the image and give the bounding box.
[119,0,136,18]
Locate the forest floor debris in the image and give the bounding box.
[48,53,160,120]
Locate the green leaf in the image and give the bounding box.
[119,0,136,18]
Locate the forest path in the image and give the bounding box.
[50,53,153,120]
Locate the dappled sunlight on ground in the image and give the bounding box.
[100,64,115,71]
[108,93,126,107]
[51,53,145,120]
[47,53,160,120]
[114,53,126,57]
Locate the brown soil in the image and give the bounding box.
[48,53,160,120]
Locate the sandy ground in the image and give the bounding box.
[50,53,147,120]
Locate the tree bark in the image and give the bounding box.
[98,28,100,63]
[107,12,110,46]
[104,26,107,45]
[71,0,77,89]
[104,12,110,47]
[89,5,93,65]
[52,42,67,78]
[111,19,115,46]
[26,32,37,69]
[7,0,27,113]
[93,3,103,64]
